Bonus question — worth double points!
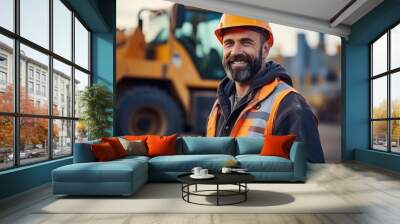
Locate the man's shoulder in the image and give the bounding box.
[280,91,312,112]
[274,91,318,128]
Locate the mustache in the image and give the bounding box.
[225,53,251,64]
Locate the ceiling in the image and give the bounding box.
[167,0,384,38]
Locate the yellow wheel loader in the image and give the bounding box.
[116,4,224,135]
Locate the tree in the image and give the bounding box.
[79,84,113,140]
[0,84,59,151]
[0,116,13,149]
[372,99,400,143]
[372,100,387,139]
[0,85,14,149]
[391,100,400,143]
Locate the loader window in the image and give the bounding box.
[143,12,169,44]
[175,9,225,80]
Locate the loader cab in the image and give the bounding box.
[138,9,169,60]
[140,5,225,80]
[173,6,225,80]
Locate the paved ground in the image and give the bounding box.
[318,122,341,163]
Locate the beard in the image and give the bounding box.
[222,48,263,83]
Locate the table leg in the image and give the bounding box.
[245,183,247,201]
[187,184,190,202]
[195,184,197,192]
[181,184,183,199]
[217,184,219,206]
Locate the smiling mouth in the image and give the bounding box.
[230,60,248,69]
[231,61,247,65]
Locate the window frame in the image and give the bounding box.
[370,20,400,154]
[0,0,92,171]
[0,71,7,86]
[0,53,8,88]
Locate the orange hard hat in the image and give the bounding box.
[215,14,274,47]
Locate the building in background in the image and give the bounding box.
[0,41,75,157]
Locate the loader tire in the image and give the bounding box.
[116,86,183,135]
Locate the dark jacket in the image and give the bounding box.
[214,60,325,163]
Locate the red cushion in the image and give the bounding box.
[101,137,127,158]
[91,142,117,161]
[260,135,296,159]
[146,134,177,157]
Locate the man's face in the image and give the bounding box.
[222,28,269,83]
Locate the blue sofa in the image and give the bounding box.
[52,137,306,196]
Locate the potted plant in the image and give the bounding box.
[79,84,113,140]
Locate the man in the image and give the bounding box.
[206,14,325,163]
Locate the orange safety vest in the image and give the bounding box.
[206,78,298,137]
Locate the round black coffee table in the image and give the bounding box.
[177,173,255,206]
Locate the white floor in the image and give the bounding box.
[1,163,400,224]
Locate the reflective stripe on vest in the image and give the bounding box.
[206,78,297,137]
[206,100,219,137]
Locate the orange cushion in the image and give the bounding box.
[260,135,296,159]
[146,134,177,157]
[124,135,148,141]
[101,137,127,158]
[91,142,117,161]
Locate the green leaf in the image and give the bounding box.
[79,84,113,140]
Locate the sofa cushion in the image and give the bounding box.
[52,159,147,183]
[148,154,235,172]
[118,137,147,156]
[101,137,127,158]
[115,155,150,163]
[124,135,148,141]
[260,135,296,159]
[236,155,293,172]
[147,134,177,157]
[177,137,235,155]
[91,142,118,161]
[236,137,264,155]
